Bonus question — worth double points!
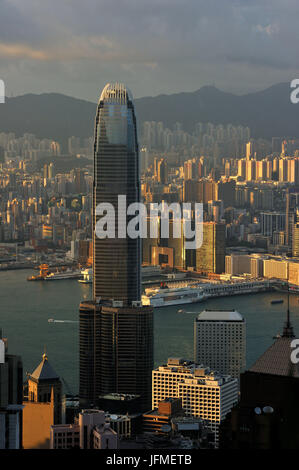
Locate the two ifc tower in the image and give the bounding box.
[79,83,153,411]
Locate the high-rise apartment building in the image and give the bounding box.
[152,358,238,445]
[260,212,286,237]
[157,158,168,184]
[194,310,246,380]
[79,84,153,411]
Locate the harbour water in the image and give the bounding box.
[0,269,298,393]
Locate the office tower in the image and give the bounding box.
[196,222,225,274]
[220,301,299,449]
[50,410,118,449]
[225,254,251,276]
[152,358,238,445]
[292,223,299,257]
[97,303,153,410]
[245,159,256,181]
[194,310,246,380]
[0,330,23,449]
[79,301,101,407]
[93,83,140,303]
[79,83,153,411]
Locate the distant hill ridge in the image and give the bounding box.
[0,83,298,151]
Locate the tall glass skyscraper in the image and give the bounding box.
[80,84,153,411]
[93,83,141,304]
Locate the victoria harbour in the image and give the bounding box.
[1,269,298,393]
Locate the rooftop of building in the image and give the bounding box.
[98,393,140,401]
[249,336,299,378]
[154,358,236,384]
[99,83,133,103]
[196,309,244,322]
[249,301,299,378]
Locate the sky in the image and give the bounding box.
[0,0,299,101]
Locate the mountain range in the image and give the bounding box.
[0,82,298,151]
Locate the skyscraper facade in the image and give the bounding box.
[93,83,140,304]
[196,222,225,274]
[194,310,246,380]
[292,223,299,257]
[80,84,153,411]
[0,329,23,449]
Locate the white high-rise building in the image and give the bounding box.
[194,310,246,380]
[152,358,238,444]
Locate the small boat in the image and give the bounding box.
[271,299,284,305]
[177,309,186,314]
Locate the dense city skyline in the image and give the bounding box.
[1,0,299,452]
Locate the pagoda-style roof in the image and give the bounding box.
[30,353,60,381]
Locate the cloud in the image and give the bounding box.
[0,0,298,99]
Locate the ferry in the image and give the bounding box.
[44,269,82,281]
[142,279,272,307]
[78,268,92,284]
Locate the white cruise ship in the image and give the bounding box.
[142,279,272,307]
[142,285,205,307]
[44,269,82,281]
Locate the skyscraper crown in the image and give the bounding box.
[100,83,133,104]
